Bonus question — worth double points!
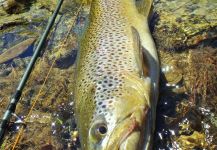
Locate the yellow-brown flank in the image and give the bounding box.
[74,0,159,149]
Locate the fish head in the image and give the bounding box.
[87,100,150,150]
[87,74,152,150]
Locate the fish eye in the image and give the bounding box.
[96,124,107,135]
[91,122,108,141]
[89,118,108,142]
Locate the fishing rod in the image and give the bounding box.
[0,0,64,144]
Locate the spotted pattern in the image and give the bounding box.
[74,0,152,148]
[76,0,141,119]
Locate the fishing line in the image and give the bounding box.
[0,0,64,145]
[10,1,85,149]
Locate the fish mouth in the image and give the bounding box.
[105,107,149,150]
[119,130,141,150]
[118,119,141,150]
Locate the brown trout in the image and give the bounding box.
[74,0,159,149]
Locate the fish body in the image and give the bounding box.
[0,38,36,64]
[74,0,159,149]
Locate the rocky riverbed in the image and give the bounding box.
[0,0,82,149]
[153,0,217,149]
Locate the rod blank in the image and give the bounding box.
[0,0,64,144]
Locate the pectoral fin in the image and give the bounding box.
[131,26,150,78]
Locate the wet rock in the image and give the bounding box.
[0,82,7,90]
[0,0,78,149]
[55,50,77,69]
[0,38,36,64]
[0,2,50,30]
[12,57,31,68]
[2,0,18,12]
[163,66,183,85]
[172,86,187,94]
[153,0,217,50]
[26,111,52,124]
[41,144,54,150]
[0,68,12,77]
[155,1,217,148]
[175,131,208,149]
[36,0,78,13]
[49,34,78,69]
[2,0,35,14]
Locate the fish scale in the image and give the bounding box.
[74,0,159,149]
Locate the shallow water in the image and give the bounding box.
[0,0,216,149]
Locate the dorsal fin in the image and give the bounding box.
[131,26,150,77]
